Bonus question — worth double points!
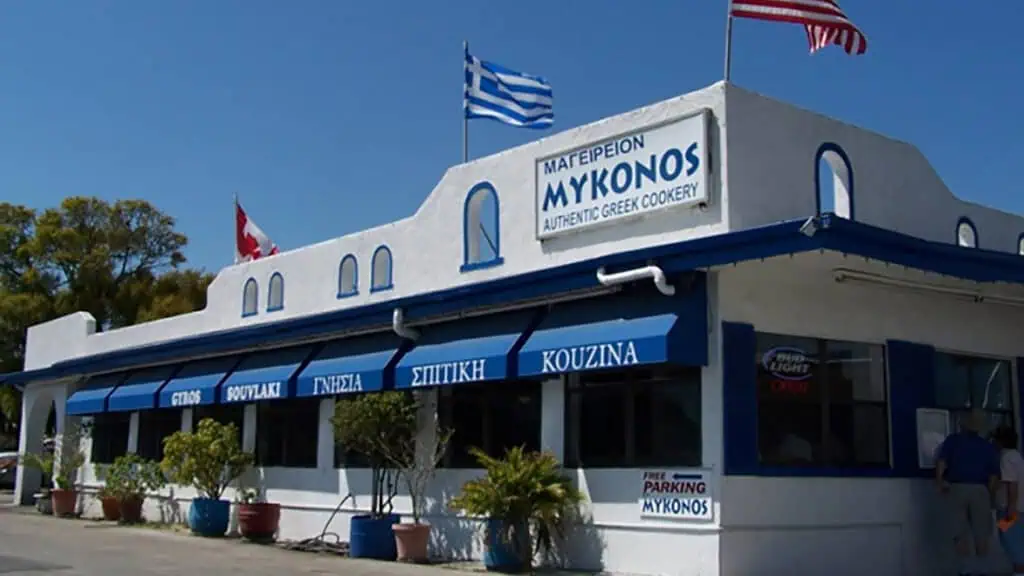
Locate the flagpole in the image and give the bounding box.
[233,192,239,264]
[462,40,469,163]
[723,1,734,81]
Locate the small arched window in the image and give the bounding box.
[1018,234,1024,256]
[814,143,855,220]
[242,278,259,317]
[461,181,504,272]
[370,245,394,292]
[956,217,978,248]
[338,254,358,298]
[267,272,284,312]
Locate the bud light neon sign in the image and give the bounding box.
[761,347,813,381]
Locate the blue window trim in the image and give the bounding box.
[337,254,359,298]
[1018,233,1024,256]
[370,245,394,293]
[813,142,855,221]
[267,272,285,312]
[460,181,505,273]
[956,216,978,248]
[242,278,259,318]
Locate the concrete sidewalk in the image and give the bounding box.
[0,506,476,576]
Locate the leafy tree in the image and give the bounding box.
[0,196,215,442]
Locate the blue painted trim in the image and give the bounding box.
[267,272,285,312]
[461,181,504,272]
[11,214,1024,387]
[956,216,979,248]
[242,278,259,318]
[887,340,935,477]
[370,245,394,293]
[337,254,359,298]
[722,322,758,476]
[814,142,855,221]
[1017,358,1024,450]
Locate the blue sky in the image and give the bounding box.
[0,1,1020,272]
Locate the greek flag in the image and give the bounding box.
[464,48,553,129]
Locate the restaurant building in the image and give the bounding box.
[5,81,1024,576]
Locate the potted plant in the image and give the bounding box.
[94,475,121,521]
[105,453,166,524]
[160,418,252,537]
[237,486,281,542]
[22,425,87,518]
[449,447,584,573]
[380,397,452,563]
[21,452,55,515]
[331,392,416,560]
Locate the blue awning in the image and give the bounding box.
[394,309,542,389]
[295,334,406,397]
[220,346,316,404]
[106,365,179,412]
[159,356,242,408]
[518,285,708,378]
[66,372,130,416]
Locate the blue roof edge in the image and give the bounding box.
[4,213,1024,386]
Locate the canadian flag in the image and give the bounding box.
[235,198,279,263]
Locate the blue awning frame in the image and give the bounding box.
[295,334,410,398]
[517,282,708,378]
[7,213,1024,387]
[394,309,544,389]
[219,345,320,404]
[106,364,181,412]
[65,372,130,416]
[158,356,243,409]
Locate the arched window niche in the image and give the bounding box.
[242,278,259,317]
[338,254,359,298]
[956,217,978,248]
[461,181,504,272]
[370,245,394,292]
[814,143,855,220]
[1017,233,1024,256]
[267,272,284,312]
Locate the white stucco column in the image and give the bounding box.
[127,412,140,453]
[242,404,257,454]
[540,377,565,463]
[317,398,336,469]
[181,408,193,432]
[414,388,439,463]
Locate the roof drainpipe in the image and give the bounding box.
[596,265,676,296]
[392,308,420,340]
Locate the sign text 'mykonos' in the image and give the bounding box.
[540,340,640,373]
[410,358,486,387]
[225,381,282,402]
[535,112,708,239]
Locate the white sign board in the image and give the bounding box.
[639,469,713,522]
[535,111,709,239]
[916,408,951,469]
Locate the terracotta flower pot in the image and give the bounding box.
[51,489,77,517]
[238,502,281,542]
[100,496,121,521]
[393,522,431,563]
[118,495,144,524]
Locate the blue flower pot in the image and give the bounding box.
[188,498,230,537]
[483,518,529,573]
[349,513,401,560]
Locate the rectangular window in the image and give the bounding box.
[756,333,889,468]
[136,409,182,462]
[438,381,542,468]
[89,412,131,465]
[934,352,1014,433]
[193,403,245,435]
[565,366,702,468]
[255,399,319,468]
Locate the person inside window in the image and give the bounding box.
[993,426,1024,576]
[935,408,1001,576]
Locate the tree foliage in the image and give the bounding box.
[160,418,251,501]
[0,196,214,442]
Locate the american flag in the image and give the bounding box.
[730,0,867,56]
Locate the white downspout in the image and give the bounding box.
[596,265,676,296]
[392,308,420,340]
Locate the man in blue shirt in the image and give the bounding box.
[936,408,1000,576]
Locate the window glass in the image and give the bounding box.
[565,366,702,468]
[193,403,245,435]
[136,409,182,462]
[89,412,131,465]
[438,381,541,468]
[255,399,319,468]
[755,333,889,468]
[934,353,1014,436]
